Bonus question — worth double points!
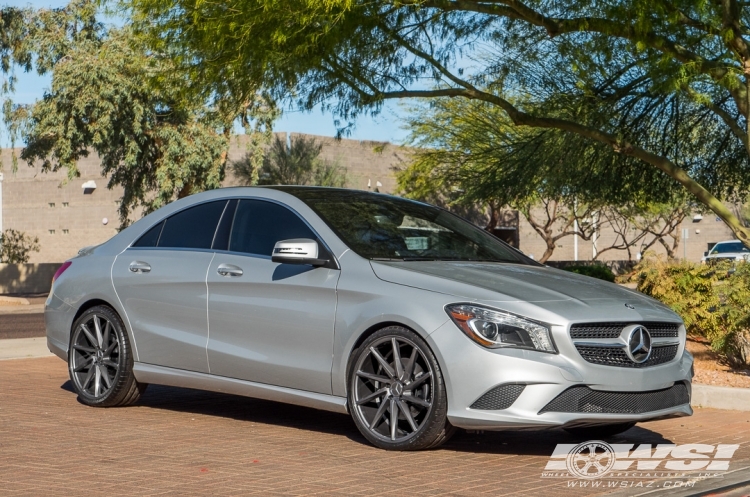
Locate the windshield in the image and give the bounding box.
[276,188,532,264]
[712,242,749,254]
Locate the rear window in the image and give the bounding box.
[147,200,228,250]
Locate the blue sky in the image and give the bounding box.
[2,1,409,147]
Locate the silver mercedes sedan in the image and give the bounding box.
[45,187,693,450]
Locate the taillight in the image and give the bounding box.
[52,261,72,284]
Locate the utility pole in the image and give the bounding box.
[573,199,578,262]
[592,211,598,260]
[682,228,689,260]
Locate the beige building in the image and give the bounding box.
[0,132,736,263]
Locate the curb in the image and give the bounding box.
[0,295,30,306]
[0,337,54,360]
[692,383,750,412]
[0,303,45,314]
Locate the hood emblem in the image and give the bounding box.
[625,325,652,363]
[624,303,635,309]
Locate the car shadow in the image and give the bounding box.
[60,381,675,454]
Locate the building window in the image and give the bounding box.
[48,203,55,208]
[48,229,55,235]
[62,229,69,234]
[62,202,69,208]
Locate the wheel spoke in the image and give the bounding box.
[369,347,396,379]
[73,344,95,355]
[391,338,404,379]
[403,348,417,383]
[396,398,418,432]
[73,357,93,372]
[389,398,398,440]
[100,367,112,389]
[402,394,430,408]
[356,387,388,405]
[369,393,391,430]
[102,321,111,350]
[80,324,97,348]
[356,370,391,385]
[102,359,118,369]
[104,340,118,357]
[94,366,102,397]
[93,316,104,348]
[407,372,431,389]
[81,366,96,391]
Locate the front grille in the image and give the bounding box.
[570,322,680,339]
[539,382,689,414]
[575,344,678,368]
[470,384,525,410]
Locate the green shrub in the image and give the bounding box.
[562,264,616,282]
[0,229,40,263]
[633,257,750,366]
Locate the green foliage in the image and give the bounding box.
[398,98,681,209]
[17,26,228,225]
[124,0,750,244]
[397,97,692,261]
[0,229,40,263]
[562,265,616,283]
[635,257,750,365]
[1,1,277,226]
[232,134,347,187]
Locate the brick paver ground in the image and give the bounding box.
[1,357,749,496]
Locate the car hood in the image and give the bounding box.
[369,261,681,324]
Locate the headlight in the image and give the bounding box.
[445,303,556,353]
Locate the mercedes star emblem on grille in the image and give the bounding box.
[625,325,652,363]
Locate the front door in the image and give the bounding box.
[207,199,339,394]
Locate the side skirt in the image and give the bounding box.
[133,363,349,414]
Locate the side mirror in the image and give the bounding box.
[272,238,329,267]
[703,251,708,257]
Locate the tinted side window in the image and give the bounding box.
[158,200,228,249]
[132,221,164,247]
[229,200,316,256]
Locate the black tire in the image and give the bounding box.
[347,326,455,450]
[564,422,636,439]
[68,305,146,407]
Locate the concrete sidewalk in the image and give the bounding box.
[0,303,45,314]
[0,337,53,360]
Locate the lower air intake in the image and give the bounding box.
[470,384,525,410]
[539,382,689,414]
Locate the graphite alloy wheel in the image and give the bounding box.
[348,326,455,450]
[68,305,146,407]
[564,422,636,439]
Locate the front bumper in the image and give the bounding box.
[427,320,694,431]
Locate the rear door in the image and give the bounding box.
[112,200,229,373]
[206,198,339,394]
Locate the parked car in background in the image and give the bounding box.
[46,187,693,450]
[701,240,750,264]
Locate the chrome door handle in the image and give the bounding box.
[129,261,151,273]
[217,263,243,277]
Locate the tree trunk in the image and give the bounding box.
[485,203,500,233]
[539,241,555,263]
